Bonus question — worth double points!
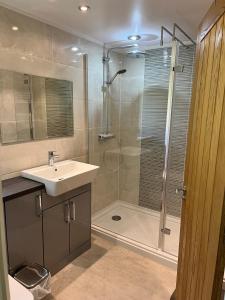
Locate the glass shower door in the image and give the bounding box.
[138,46,173,249]
[161,42,196,256]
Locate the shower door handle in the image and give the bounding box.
[176,186,187,200]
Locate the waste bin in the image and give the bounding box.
[14,264,51,300]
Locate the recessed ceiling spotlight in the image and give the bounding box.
[71,46,79,52]
[12,26,19,31]
[128,35,141,41]
[129,50,139,54]
[78,5,90,12]
[77,52,85,56]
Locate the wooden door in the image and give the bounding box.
[176,2,225,299]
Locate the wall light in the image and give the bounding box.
[78,5,90,12]
[71,46,79,52]
[12,26,19,31]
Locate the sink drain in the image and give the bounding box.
[112,215,121,221]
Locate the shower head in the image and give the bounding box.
[107,69,127,85]
[117,69,127,75]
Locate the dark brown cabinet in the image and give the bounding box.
[3,178,91,276]
[69,192,91,253]
[43,201,70,273]
[5,192,44,275]
[43,190,91,274]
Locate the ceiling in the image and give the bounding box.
[0,0,213,45]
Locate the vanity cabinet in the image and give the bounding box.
[43,190,91,274]
[69,192,91,253]
[5,191,44,275]
[43,201,70,273]
[3,177,91,276]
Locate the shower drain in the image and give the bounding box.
[112,215,121,221]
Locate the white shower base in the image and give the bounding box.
[92,201,180,266]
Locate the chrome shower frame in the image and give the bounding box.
[157,23,196,251]
[160,23,196,48]
[158,40,179,251]
[100,44,136,140]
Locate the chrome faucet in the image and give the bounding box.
[48,151,59,167]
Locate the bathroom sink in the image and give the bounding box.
[21,160,99,196]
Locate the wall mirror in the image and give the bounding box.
[0,70,74,144]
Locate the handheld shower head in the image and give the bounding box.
[117,69,127,75]
[107,69,127,85]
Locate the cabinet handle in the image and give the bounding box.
[64,203,70,223]
[36,194,42,217]
[70,201,76,221]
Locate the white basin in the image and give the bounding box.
[21,160,99,196]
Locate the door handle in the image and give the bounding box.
[64,203,70,223]
[35,194,42,217]
[70,201,76,221]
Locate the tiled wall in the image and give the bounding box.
[119,56,145,205]
[0,7,101,180]
[90,53,122,214]
[91,54,145,212]
[139,48,171,212]
[0,6,121,216]
[139,46,195,217]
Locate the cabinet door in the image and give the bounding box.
[5,192,43,274]
[69,191,91,253]
[43,201,70,273]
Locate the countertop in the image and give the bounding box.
[2,177,44,201]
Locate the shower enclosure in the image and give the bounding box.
[90,36,196,259]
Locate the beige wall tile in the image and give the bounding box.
[0,6,100,191]
[0,7,52,61]
[118,56,145,205]
[0,122,17,144]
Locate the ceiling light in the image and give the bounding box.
[128,35,141,41]
[129,50,139,54]
[71,46,79,52]
[77,52,86,56]
[12,26,19,31]
[78,5,90,12]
